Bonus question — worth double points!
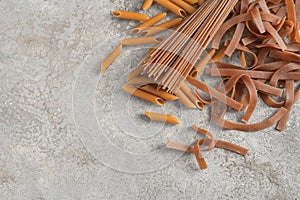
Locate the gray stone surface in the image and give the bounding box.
[0,0,299,199]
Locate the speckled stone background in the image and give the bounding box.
[0,0,299,199]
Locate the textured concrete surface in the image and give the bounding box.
[0,0,299,199]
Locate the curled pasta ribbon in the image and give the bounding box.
[122,85,165,106]
[112,10,149,21]
[101,36,163,73]
[166,127,248,170]
[144,111,181,124]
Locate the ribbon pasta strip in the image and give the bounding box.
[166,127,248,170]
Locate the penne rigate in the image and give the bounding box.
[140,85,178,101]
[183,0,199,4]
[127,76,155,85]
[190,49,216,77]
[130,13,167,34]
[101,44,122,73]
[122,36,163,46]
[180,83,204,109]
[143,0,154,10]
[169,0,196,14]
[112,10,149,21]
[122,85,165,106]
[156,0,187,18]
[140,18,183,37]
[144,111,181,124]
[175,89,197,108]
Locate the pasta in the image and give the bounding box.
[140,85,178,101]
[140,18,183,37]
[144,111,181,124]
[130,13,167,34]
[142,0,154,10]
[122,85,165,106]
[166,127,248,170]
[101,44,122,73]
[121,36,163,45]
[169,0,197,14]
[191,49,215,77]
[112,10,149,21]
[156,0,187,18]
[182,0,199,4]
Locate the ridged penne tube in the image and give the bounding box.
[127,65,144,81]
[180,83,204,109]
[101,44,122,73]
[112,10,149,21]
[140,85,178,101]
[140,18,183,37]
[183,0,198,4]
[190,49,215,77]
[127,76,155,86]
[197,0,206,5]
[143,0,154,10]
[122,85,165,106]
[156,0,187,18]
[130,13,167,34]
[169,0,196,14]
[211,46,227,63]
[175,89,197,108]
[121,37,163,46]
[144,111,181,124]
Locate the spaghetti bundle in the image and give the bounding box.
[138,0,239,93]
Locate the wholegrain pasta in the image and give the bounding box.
[144,111,181,124]
[142,0,154,10]
[156,0,188,18]
[112,10,149,21]
[140,18,183,37]
[130,13,167,34]
[122,85,165,106]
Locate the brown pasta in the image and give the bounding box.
[140,18,183,37]
[122,85,165,106]
[142,0,154,10]
[144,111,181,124]
[130,13,167,34]
[156,0,188,18]
[112,10,149,21]
[140,85,178,101]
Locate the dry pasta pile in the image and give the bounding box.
[101,0,300,170]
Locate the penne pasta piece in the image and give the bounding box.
[169,0,197,14]
[182,0,198,4]
[130,13,167,34]
[190,49,215,77]
[140,85,178,101]
[127,76,155,86]
[180,83,204,109]
[121,36,163,46]
[156,0,187,18]
[144,111,181,124]
[101,44,122,73]
[112,10,149,21]
[127,65,144,81]
[143,0,154,10]
[175,89,197,108]
[122,85,165,106]
[197,0,206,5]
[211,46,227,63]
[140,18,183,37]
